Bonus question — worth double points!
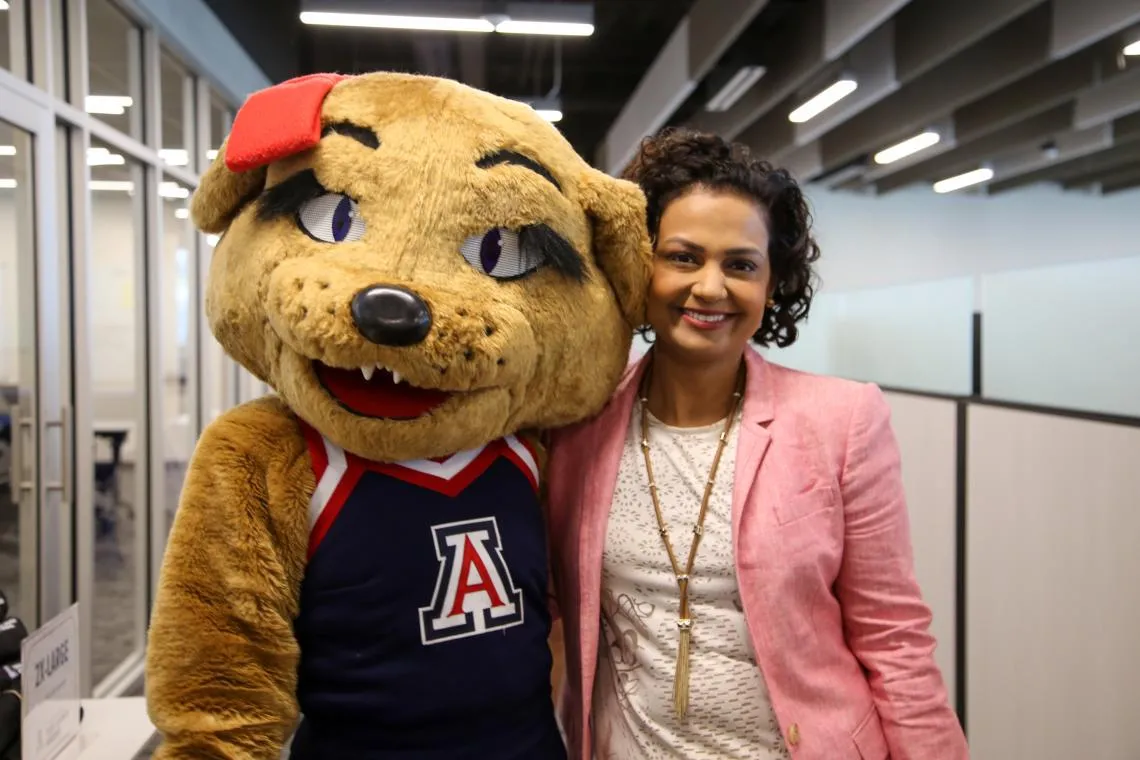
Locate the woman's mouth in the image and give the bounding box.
[314,361,452,419]
[678,308,736,330]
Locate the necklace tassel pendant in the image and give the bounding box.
[673,618,692,719]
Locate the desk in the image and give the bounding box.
[53,698,155,760]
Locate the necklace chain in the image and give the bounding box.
[637,359,746,720]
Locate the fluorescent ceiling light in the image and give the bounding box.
[0,145,15,156]
[0,2,9,11]
[160,181,190,199]
[206,234,220,247]
[206,149,219,160]
[874,131,941,165]
[535,109,562,123]
[0,179,16,189]
[87,147,125,166]
[495,19,592,36]
[1125,39,1140,56]
[175,208,190,220]
[789,78,858,124]
[160,149,190,166]
[86,95,134,115]
[933,167,994,194]
[706,66,767,113]
[90,180,135,192]
[300,11,494,32]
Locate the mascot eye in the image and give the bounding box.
[297,193,366,243]
[459,229,544,280]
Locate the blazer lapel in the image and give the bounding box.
[732,349,776,541]
[577,356,649,700]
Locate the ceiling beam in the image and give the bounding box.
[1075,64,1140,129]
[987,125,1140,193]
[1051,0,1140,58]
[818,4,1054,172]
[874,103,1076,193]
[865,48,1128,191]
[1100,165,1140,194]
[790,20,898,147]
[722,0,1045,177]
[690,0,922,143]
[952,49,1100,143]
[892,0,1045,82]
[1062,160,1140,189]
[597,0,771,174]
[687,0,825,141]
[823,0,912,61]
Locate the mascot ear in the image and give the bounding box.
[578,167,653,329]
[190,144,266,234]
[190,73,352,234]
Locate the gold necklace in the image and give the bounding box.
[638,360,746,720]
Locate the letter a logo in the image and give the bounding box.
[419,517,524,645]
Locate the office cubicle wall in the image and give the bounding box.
[872,391,1140,759]
[881,391,961,713]
[965,406,1140,760]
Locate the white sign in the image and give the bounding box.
[22,603,81,760]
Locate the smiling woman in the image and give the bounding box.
[546,128,969,760]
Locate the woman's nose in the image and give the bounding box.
[690,266,728,301]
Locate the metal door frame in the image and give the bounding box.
[0,72,71,633]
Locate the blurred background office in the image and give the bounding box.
[0,1,1137,758]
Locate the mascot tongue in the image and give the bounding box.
[315,363,450,419]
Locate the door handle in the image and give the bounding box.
[8,404,34,494]
[44,406,72,505]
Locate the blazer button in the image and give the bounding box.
[787,723,801,747]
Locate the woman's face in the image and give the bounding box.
[646,188,772,365]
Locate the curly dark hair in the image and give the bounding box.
[622,127,821,348]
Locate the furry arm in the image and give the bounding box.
[146,397,314,759]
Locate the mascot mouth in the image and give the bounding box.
[313,361,452,420]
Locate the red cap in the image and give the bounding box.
[224,73,352,173]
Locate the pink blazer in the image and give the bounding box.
[546,348,968,760]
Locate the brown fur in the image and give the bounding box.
[147,72,650,757]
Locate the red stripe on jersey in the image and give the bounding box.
[362,442,507,498]
[307,461,364,560]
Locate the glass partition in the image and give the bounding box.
[768,278,976,396]
[88,136,146,685]
[86,0,144,140]
[159,49,194,170]
[982,256,1140,418]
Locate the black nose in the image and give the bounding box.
[351,285,432,346]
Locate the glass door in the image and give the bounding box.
[0,76,70,633]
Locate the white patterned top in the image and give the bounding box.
[592,402,790,760]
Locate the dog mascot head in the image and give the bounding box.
[193,72,651,461]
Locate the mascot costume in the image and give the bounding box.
[144,71,651,759]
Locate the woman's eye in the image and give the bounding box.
[297,193,366,243]
[459,228,544,280]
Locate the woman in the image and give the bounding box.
[546,128,968,760]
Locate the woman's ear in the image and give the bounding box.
[190,139,267,234]
[578,167,653,329]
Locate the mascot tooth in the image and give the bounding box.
[144,71,651,760]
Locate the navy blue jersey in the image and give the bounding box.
[291,425,565,760]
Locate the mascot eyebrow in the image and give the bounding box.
[477,150,562,192]
[323,120,380,150]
